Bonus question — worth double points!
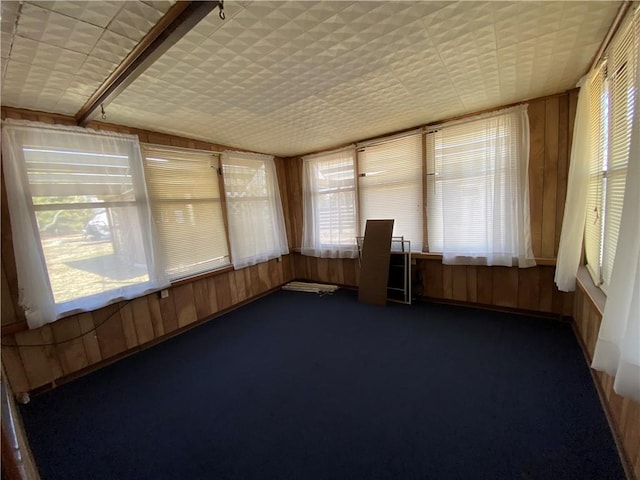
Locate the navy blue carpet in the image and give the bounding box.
[20,289,624,479]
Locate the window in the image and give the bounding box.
[358,132,423,251]
[142,145,230,279]
[301,147,358,258]
[2,121,169,329]
[221,151,289,269]
[584,16,636,292]
[426,106,535,267]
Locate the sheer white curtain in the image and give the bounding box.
[592,15,640,402]
[555,77,592,291]
[426,105,535,267]
[222,151,289,269]
[2,120,169,329]
[301,147,358,258]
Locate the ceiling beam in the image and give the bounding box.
[75,1,219,126]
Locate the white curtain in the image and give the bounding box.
[555,77,592,292]
[301,147,358,259]
[2,120,169,329]
[592,31,640,403]
[427,105,536,267]
[222,151,289,269]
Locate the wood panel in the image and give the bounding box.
[290,254,359,287]
[292,254,573,317]
[1,170,24,327]
[542,96,559,258]
[574,280,640,480]
[51,315,89,375]
[416,261,572,315]
[528,99,546,257]
[286,157,304,249]
[78,312,102,365]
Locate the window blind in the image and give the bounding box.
[584,66,606,284]
[601,19,636,290]
[358,132,423,251]
[143,145,230,279]
[584,13,637,291]
[301,147,358,258]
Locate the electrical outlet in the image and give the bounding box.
[159,289,169,299]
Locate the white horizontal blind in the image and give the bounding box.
[358,132,423,251]
[302,147,358,258]
[601,19,636,291]
[584,66,607,285]
[222,151,289,269]
[584,14,637,291]
[142,145,230,279]
[426,106,535,267]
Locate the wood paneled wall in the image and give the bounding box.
[1,257,293,395]
[417,261,573,315]
[573,278,640,479]
[0,107,295,394]
[289,255,573,316]
[285,90,578,314]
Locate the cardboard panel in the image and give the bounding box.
[358,219,394,306]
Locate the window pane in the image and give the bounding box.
[143,145,230,279]
[36,206,149,304]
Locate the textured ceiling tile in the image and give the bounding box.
[18,3,103,54]
[2,60,30,86]
[78,55,118,82]
[494,2,564,49]
[90,29,137,64]
[54,91,89,114]
[66,76,101,97]
[108,1,165,42]
[10,35,87,73]
[13,3,50,43]
[29,1,123,28]
[5,0,623,157]
[1,1,21,34]
[142,1,176,15]
[1,31,15,58]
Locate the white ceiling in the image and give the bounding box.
[1,1,174,114]
[1,1,621,157]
